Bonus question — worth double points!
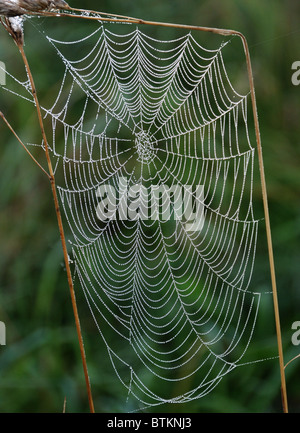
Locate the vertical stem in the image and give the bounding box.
[17,43,95,413]
[238,33,288,413]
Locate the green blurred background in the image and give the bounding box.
[0,0,299,413]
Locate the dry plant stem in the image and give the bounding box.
[63,396,67,413]
[36,10,235,37]
[238,34,289,414]
[15,40,95,414]
[0,112,50,178]
[67,6,138,22]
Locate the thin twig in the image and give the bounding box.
[0,111,50,179]
[19,43,95,413]
[285,354,300,370]
[63,396,67,413]
[1,17,95,413]
[67,6,138,22]
[31,8,235,36]
[21,45,95,414]
[237,33,289,414]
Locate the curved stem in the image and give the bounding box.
[285,354,300,370]
[237,32,288,414]
[0,111,50,178]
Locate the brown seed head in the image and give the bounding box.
[0,0,70,17]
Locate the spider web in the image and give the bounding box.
[1,17,275,410]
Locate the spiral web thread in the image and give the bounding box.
[1,20,273,409]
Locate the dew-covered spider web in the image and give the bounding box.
[0,15,277,411]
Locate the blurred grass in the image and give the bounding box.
[0,0,299,413]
